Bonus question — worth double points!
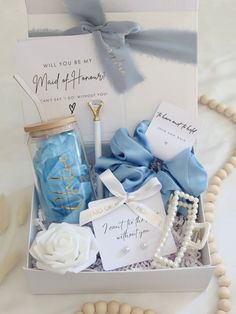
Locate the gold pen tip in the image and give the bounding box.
[88,100,104,121]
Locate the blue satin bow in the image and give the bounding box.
[30,0,197,93]
[64,17,143,92]
[96,121,208,215]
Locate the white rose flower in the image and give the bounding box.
[30,223,98,274]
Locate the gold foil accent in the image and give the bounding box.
[53,190,79,195]
[49,175,74,181]
[54,197,65,201]
[60,194,83,211]
[61,204,83,210]
[88,100,103,121]
[49,154,84,210]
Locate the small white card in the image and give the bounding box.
[16,34,125,142]
[145,102,198,160]
[92,193,176,271]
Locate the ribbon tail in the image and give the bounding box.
[29,27,88,37]
[65,0,106,26]
[29,29,64,37]
[126,29,197,64]
[128,202,162,227]
[93,32,144,93]
[80,196,124,226]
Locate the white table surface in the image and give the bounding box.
[0,1,236,313]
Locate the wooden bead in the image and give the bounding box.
[229,156,236,166]
[209,242,217,254]
[211,253,222,265]
[208,99,218,109]
[207,185,220,195]
[95,301,107,314]
[204,203,215,214]
[216,103,226,113]
[108,301,120,314]
[208,233,215,243]
[210,176,222,186]
[120,304,132,314]
[204,204,214,213]
[219,287,231,299]
[224,107,234,118]
[205,212,214,223]
[233,149,236,157]
[204,193,217,202]
[214,265,226,277]
[231,114,236,123]
[216,169,227,180]
[204,202,215,210]
[199,95,209,105]
[218,299,231,312]
[219,276,231,287]
[144,310,156,314]
[223,163,234,174]
[131,308,143,314]
[82,303,95,314]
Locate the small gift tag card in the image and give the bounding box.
[92,193,176,271]
[145,102,198,160]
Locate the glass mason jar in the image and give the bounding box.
[24,116,94,224]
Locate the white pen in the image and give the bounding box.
[88,100,104,199]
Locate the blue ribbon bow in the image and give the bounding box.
[30,0,197,93]
[96,121,208,215]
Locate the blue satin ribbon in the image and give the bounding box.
[96,121,208,215]
[34,130,94,223]
[30,0,197,93]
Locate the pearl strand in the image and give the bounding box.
[199,95,233,313]
[152,191,199,269]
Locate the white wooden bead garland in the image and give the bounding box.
[75,301,156,314]
[74,95,234,314]
[199,95,233,313]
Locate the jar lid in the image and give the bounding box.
[24,116,76,134]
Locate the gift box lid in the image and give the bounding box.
[25,0,198,14]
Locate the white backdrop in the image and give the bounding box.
[0,1,236,313]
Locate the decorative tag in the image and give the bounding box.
[92,197,176,270]
[16,34,125,142]
[145,102,198,160]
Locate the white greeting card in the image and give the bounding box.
[16,34,125,143]
[145,102,198,161]
[92,192,176,271]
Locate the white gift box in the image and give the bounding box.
[22,0,214,294]
[24,189,213,294]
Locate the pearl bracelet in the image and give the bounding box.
[152,190,199,269]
